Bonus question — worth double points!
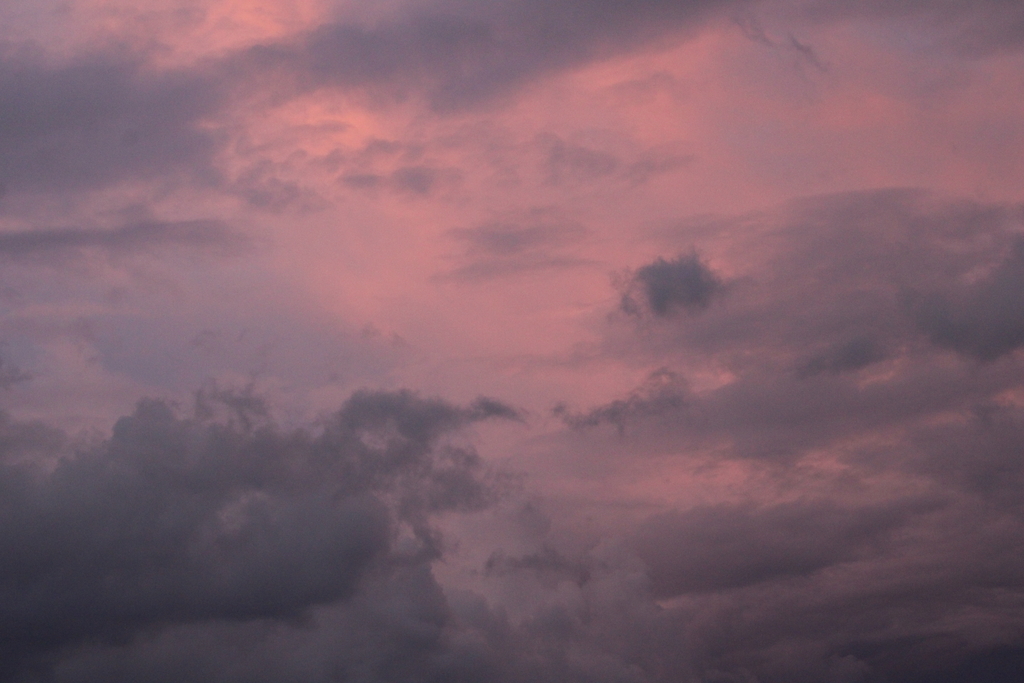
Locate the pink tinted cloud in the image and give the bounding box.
[0,1,1021,682]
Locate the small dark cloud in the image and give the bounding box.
[451,216,588,257]
[621,252,724,317]
[466,396,525,422]
[734,17,829,72]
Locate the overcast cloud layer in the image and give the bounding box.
[0,0,1023,681]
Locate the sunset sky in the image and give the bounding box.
[1,1,1023,681]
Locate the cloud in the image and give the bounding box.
[439,209,593,281]
[566,191,1024,466]
[0,0,1019,208]
[799,0,1024,55]
[796,336,888,376]
[908,236,1024,361]
[620,252,724,317]
[538,189,1024,680]
[235,0,748,110]
[0,220,246,260]
[633,497,941,596]
[0,387,518,679]
[0,51,222,195]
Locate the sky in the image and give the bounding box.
[0,1,1023,681]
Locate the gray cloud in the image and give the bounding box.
[0,220,246,260]
[799,0,1024,55]
[908,236,1024,361]
[0,0,1019,208]
[234,0,748,110]
[796,336,888,376]
[223,0,1024,116]
[538,189,1024,681]
[0,387,518,680]
[571,191,1024,459]
[620,252,724,317]
[535,135,693,187]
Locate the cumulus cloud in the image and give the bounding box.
[619,252,725,317]
[0,388,518,680]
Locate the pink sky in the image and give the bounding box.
[0,1,1023,681]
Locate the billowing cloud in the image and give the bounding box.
[620,252,725,317]
[0,388,517,679]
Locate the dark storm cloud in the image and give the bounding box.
[0,51,222,195]
[0,220,246,259]
[620,252,724,317]
[0,388,517,680]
